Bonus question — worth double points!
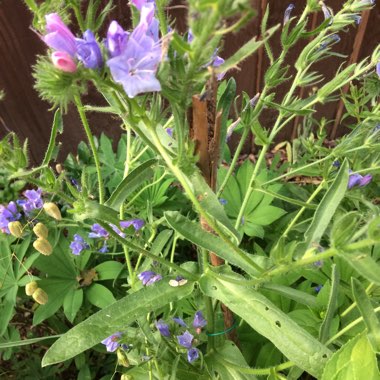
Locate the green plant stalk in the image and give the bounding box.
[281,181,325,238]
[74,95,105,204]
[148,127,264,273]
[70,1,86,32]
[215,354,295,375]
[120,126,135,286]
[326,305,380,346]
[341,283,375,318]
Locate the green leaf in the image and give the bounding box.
[338,252,380,285]
[42,108,63,165]
[42,281,194,366]
[165,211,260,276]
[106,158,156,209]
[302,160,348,251]
[63,288,83,323]
[190,172,240,243]
[319,264,339,344]
[199,274,331,378]
[331,211,360,248]
[321,333,380,380]
[95,261,125,281]
[206,341,257,379]
[219,24,279,73]
[352,278,380,352]
[86,283,116,309]
[247,205,286,226]
[0,335,61,349]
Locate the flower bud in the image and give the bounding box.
[117,349,130,367]
[33,238,53,256]
[25,281,39,296]
[51,51,77,73]
[8,221,23,238]
[43,202,62,221]
[55,164,63,174]
[32,288,48,305]
[33,223,49,239]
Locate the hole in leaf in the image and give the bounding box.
[211,286,217,290]
[322,354,328,359]
[275,321,281,328]
[265,307,269,311]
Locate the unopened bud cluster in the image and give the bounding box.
[25,281,48,305]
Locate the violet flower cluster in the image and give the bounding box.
[348,171,372,189]
[155,310,207,363]
[69,218,145,255]
[0,189,44,234]
[138,270,162,286]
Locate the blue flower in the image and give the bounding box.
[173,317,187,327]
[283,4,295,25]
[69,234,89,255]
[348,171,372,189]
[377,61,380,79]
[0,201,21,234]
[17,189,43,214]
[101,332,122,352]
[219,198,227,205]
[156,320,170,337]
[177,330,193,349]
[99,241,109,253]
[193,311,207,328]
[88,223,109,238]
[320,3,333,25]
[166,128,173,138]
[110,223,126,238]
[76,30,103,69]
[120,219,145,231]
[315,285,323,293]
[187,347,199,363]
[138,271,162,286]
[106,21,129,58]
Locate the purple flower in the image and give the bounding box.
[166,128,173,138]
[106,21,129,58]
[348,171,372,189]
[193,311,207,328]
[187,348,199,363]
[106,27,162,98]
[321,3,333,25]
[70,234,89,255]
[88,223,109,238]
[131,0,155,10]
[120,219,145,231]
[51,51,77,72]
[283,4,295,25]
[177,330,193,349]
[17,189,43,214]
[43,13,77,57]
[99,241,109,253]
[315,285,323,293]
[219,198,227,205]
[377,61,380,79]
[173,317,187,327]
[212,55,225,80]
[110,223,126,238]
[0,202,21,234]
[134,3,159,42]
[76,30,103,69]
[332,160,340,168]
[101,332,122,352]
[313,260,323,268]
[138,271,162,286]
[156,320,170,337]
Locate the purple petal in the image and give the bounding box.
[177,330,193,349]
[193,311,207,328]
[76,30,103,69]
[359,174,372,187]
[156,320,170,337]
[173,317,187,327]
[187,348,199,363]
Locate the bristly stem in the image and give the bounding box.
[74,95,105,204]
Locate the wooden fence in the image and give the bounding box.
[0,0,379,163]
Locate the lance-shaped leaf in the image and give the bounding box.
[199,274,332,378]
[106,158,156,209]
[42,108,63,165]
[218,24,279,73]
[42,281,194,366]
[165,211,261,275]
[352,278,380,352]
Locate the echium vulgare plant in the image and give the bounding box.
[1,0,379,378]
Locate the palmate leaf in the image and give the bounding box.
[199,273,332,378]
[42,281,194,366]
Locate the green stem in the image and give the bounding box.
[341,283,375,318]
[74,95,105,204]
[326,305,380,346]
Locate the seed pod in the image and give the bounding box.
[8,221,23,238]
[33,238,53,256]
[55,163,63,174]
[32,288,48,305]
[117,349,130,367]
[25,281,39,296]
[43,202,62,221]
[33,223,49,239]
